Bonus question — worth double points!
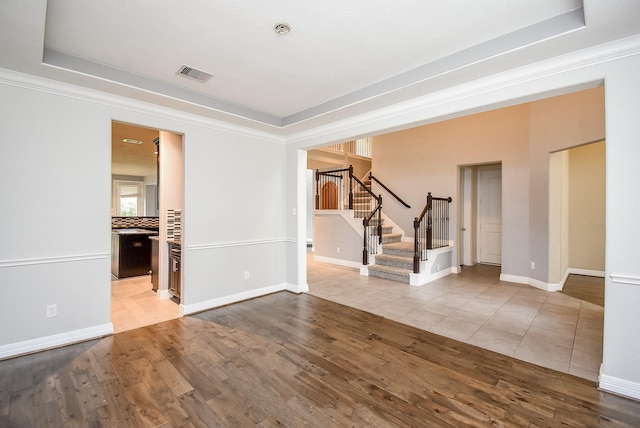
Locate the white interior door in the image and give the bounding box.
[462,167,473,266]
[478,167,502,265]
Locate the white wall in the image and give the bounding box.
[0,78,113,351]
[182,126,292,311]
[283,147,308,292]
[0,69,289,355]
[600,55,640,395]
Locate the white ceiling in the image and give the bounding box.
[1,1,640,135]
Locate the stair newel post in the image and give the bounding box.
[413,217,420,274]
[348,165,354,210]
[315,169,320,210]
[377,195,383,244]
[426,192,433,250]
[362,217,369,265]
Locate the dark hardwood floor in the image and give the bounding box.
[1,292,638,427]
[562,274,605,307]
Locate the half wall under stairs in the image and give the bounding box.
[365,240,457,286]
[313,209,457,285]
[363,223,457,286]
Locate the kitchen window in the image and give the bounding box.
[113,181,144,216]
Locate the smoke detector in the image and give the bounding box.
[274,23,291,35]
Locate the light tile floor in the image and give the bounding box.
[307,257,604,381]
[111,276,181,333]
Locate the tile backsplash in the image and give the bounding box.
[112,216,159,230]
[166,209,182,240]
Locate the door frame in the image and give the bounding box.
[477,164,503,265]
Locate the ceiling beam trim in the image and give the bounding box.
[42,49,284,127]
[40,8,584,130]
[281,8,585,127]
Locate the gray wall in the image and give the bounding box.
[313,212,363,264]
[0,72,289,353]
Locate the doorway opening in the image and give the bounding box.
[459,163,502,267]
[549,140,605,289]
[111,121,183,333]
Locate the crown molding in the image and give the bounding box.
[285,34,640,149]
[0,67,287,145]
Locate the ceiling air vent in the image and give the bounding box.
[176,65,212,82]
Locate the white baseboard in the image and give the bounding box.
[599,373,640,401]
[569,268,605,277]
[504,269,606,292]
[560,268,606,289]
[286,282,309,294]
[313,255,363,269]
[0,323,114,360]
[181,283,290,315]
[499,274,562,292]
[157,289,172,300]
[410,266,458,286]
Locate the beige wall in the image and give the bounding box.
[527,88,606,282]
[373,87,605,282]
[569,141,606,271]
[307,148,371,179]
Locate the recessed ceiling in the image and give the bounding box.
[2,1,640,134]
[42,0,583,127]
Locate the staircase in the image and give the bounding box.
[315,166,452,286]
[367,225,414,284]
[354,176,415,284]
[352,178,372,217]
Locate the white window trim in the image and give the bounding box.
[112,180,144,217]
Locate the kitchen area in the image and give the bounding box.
[111,121,184,333]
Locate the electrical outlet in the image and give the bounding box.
[530,261,536,270]
[46,304,57,318]
[336,247,341,254]
[244,271,250,280]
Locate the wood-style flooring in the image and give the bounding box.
[562,274,605,307]
[307,260,604,381]
[1,292,639,427]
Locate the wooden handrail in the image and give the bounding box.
[316,166,354,210]
[352,174,377,200]
[369,173,411,209]
[413,192,452,273]
[362,196,382,266]
[316,166,413,266]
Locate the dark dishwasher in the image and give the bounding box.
[111,229,156,279]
